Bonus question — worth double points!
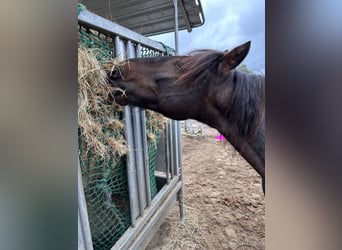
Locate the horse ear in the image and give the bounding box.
[218,41,251,74]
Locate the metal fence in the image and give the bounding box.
[78,8,183,250]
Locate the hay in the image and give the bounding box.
[147,204,211,249]
[78,47,167,160]
[146,110,167,142]
[78,47,127,160]
[78,27,170,249]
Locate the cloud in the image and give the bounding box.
[150,0,265,73]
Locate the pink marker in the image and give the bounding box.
[215,134,226,141]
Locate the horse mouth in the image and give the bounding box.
[109,89,128,106]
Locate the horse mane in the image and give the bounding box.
[178,50,224,82]
[178,50,265,139]
[225,70,265,139]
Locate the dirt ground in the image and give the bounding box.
[146,124,265,250]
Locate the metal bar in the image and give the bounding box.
[189,119,194,134]
[78,209,86,250]
[172,120,179,176]
[135,43,142,58]
[79,10,165,53]
[173,0,184,223]
[128,182,182,249]
[112,177,182,250]
[173,120,178,179]
[141,108,152,205]
[195,0,206,28]
[115,36,139,226]
[177,121,185,223]
[169,121,175,179]
[135,42,153,206]
[114,35,126,61]
[173,0,179,55]
[165,122,171,184]
[78,162,94,250]
[179,0,192,32]
[132,105,148,214]
[127,40,147,215]
[124,106,139,225]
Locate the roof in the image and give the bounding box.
[79,0,205,36]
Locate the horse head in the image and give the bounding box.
[107,41,251,123]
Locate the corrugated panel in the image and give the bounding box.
[79,0,205,36]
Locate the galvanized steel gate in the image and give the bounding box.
[78,9,184,250]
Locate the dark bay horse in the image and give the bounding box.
[107,41,265,193]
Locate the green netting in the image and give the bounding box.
[78,17,169,249]
[141,46,163,57]
[78,94,131,249]
[78,3,87,16]
[159,42,176,56]
[78,26,114,64]
[79,131,131,249]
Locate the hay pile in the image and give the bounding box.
[78,47,127,160]
[78,47,166,162]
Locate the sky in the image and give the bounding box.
[149,0,265,74]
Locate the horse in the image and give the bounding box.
[107,41,265,194]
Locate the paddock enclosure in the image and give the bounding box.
[147,125,265,249]
[78,2,204,249]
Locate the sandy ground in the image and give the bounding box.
[146,124,265,250]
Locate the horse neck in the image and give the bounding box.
[215,114,265,179]
[202,70,265,190]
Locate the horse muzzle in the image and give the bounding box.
[108,89,128,106]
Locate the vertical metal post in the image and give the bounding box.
[173,120,179,176]
[165,123,171,184]
[78,211,86,250]
[141,108,152,205]
[136,43,152,206]
[189,120,194,134]
[115,36,139,226]
[78,161,94,250]
[127,40,147,215]
[169,120,175,179]
[132,106,147,214]
[177,120,184,223]
[173,0,184,223]
[173,0,179,54]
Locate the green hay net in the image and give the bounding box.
[78,5,173,249]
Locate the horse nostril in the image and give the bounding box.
[107,89,126,103]
[107,88,127,106]
[113,90,123,97]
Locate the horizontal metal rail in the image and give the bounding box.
[112,177,182,249]
[78,10,165,52]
